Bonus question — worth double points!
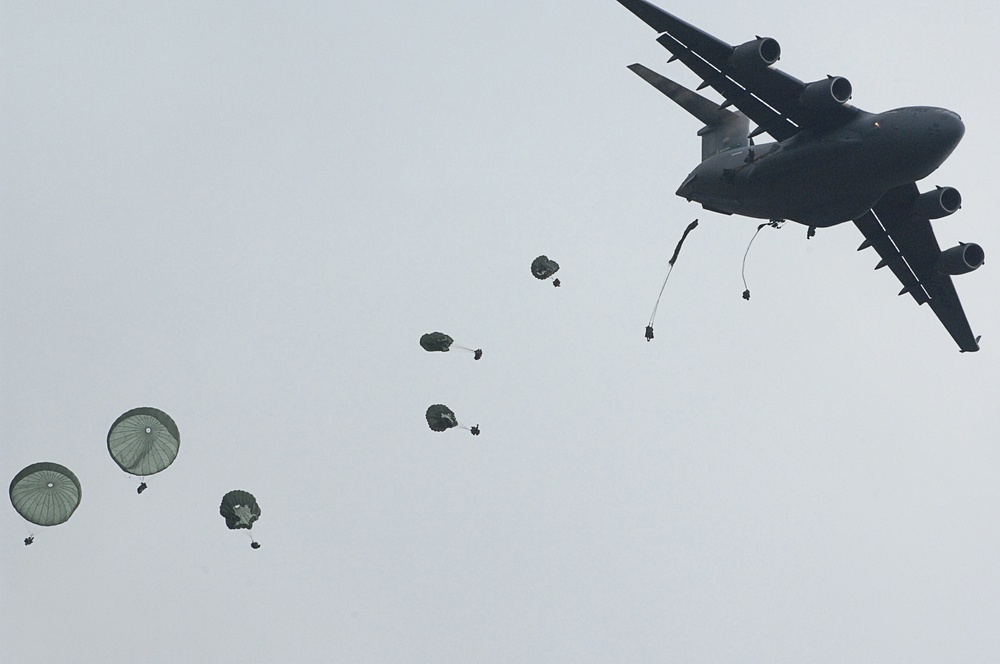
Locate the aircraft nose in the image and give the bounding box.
[937,109,965,148]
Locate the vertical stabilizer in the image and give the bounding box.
[628,63,749,161]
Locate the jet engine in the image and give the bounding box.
[730,37,780,69]
[798,76,853,110]
[934,242,984,276]
[912,186,962,219]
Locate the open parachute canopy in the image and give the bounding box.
[107,407,180,477]
[420,332,454,352]
[9,462,82,527]
[220,490,261,530]
[531,255,560,280]
[420,332,482,359]
[425,404,458,432]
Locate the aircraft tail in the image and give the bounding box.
[628,63,749,161]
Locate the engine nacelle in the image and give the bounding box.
[935,242,984,276]
[912,186,961,219]
[730,37,780,69]
[798,76,853,110]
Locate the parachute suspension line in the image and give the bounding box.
[453,345,484,360]
[21,523,35,545]
[647,219,699,341]
[455,419,482,435]
[741,220,784,300]
[648,263,676,330]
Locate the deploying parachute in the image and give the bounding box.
[741,220,784,300]
[425,404,479,436]
[531,255,561,287]
[646,219,699,341]
[420,332,482,360]
[220,489,261,549]
[107,407,180,493]
[10,462,82,543]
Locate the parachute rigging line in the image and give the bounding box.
[453,345,484,360]
[741,220,784,300]
[647,219,699,341]
[420,333,481,360]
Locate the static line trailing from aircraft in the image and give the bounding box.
[616,0,983,352]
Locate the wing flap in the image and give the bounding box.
[652,32,799,142]
[617,0,858,139]
[617,0,732,62]
[874,184,979,352]
[855,184,980,352]
[873,184,942,268]
[853,211,928,305]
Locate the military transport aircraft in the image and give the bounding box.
[616,0,983,351]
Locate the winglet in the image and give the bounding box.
[959,335,981,352]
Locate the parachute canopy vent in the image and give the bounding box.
[108,407,180,477]
[9,462,82,527]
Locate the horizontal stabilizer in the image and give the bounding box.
[628,63,749,160]
[629,63,729,125]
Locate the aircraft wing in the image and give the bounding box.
[853,183,980,352]
[617,0,858,141]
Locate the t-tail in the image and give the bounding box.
[628,63,749,161]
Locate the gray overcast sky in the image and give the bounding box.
[3,1,999,662]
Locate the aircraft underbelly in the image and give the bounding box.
[737,141,890,225]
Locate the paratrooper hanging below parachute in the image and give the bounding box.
[220,489,261,549]
[426,404,480,436]
[419,332,482,360]
[9,462,82,545]
[107,407,180,494]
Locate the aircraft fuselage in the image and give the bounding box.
[676,106,965,227]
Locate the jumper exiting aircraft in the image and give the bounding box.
[616,0,983,351]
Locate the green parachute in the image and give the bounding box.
[420,332,482,360]
[107,407,180,493]
[426,404,458,431]
[531,255,560,286]
[420,332,453,352]
[220,489,262,548]
[10,462,82,543]
[425,404,479,436]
